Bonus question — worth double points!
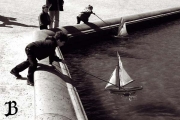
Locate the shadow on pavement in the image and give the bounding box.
[16,77,27,80]
[0,15,38,28]
[36,63,76,86]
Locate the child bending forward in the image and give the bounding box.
[77,5,95,24]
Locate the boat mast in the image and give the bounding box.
[116,51,121,90]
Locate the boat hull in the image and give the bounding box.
[109,86,143,93]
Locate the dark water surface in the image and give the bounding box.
[63,19,180,120]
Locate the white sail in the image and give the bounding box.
[117,52,133,87]
[105,52,133,90]
[117,17,128,37]
[105,66,119,90]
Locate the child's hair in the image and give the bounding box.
[87,5,93,10]
[42,5,48,9]
[54,31,68,42]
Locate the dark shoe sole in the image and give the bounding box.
[10,70,22,78]
[27,81,34,86]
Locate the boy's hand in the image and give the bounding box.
[60,59,66,64]
[92,12,95,15]
[48,63,56,69]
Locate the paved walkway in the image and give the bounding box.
[0,0,180,119]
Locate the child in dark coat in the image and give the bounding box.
[77,5,95,24]
[38,5,51,30]
[10,31,68,86]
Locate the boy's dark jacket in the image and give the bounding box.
[46,0,64,11]
[78,11,92,22]
[26,36,61,64]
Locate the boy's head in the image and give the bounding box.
[42,5,49,13]
[87,5,93,10]
[54,31,68,47]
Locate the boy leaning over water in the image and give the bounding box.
[38,5,51,30]
[77,5,95,24]
[10,31,68,86]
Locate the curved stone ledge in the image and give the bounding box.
[36,113,74,120]
[123,6,180,24]
[48,7,180,48]
[34,30,88,120]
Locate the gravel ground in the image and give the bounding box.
[0,0,180,120]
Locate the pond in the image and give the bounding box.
[63,18,180,120]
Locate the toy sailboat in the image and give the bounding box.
[105,51,143,94]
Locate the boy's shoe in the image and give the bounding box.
[27,76,34,86]
[27,81,34,86]
[10,69,22,78]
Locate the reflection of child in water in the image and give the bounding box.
[77,5,95,24]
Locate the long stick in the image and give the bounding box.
[64,61,118,87]
[66,62,130,91]
[94,14,110,26]
[93,14,120,35]
[79,68,118,87]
